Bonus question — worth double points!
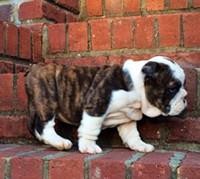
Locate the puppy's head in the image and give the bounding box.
[141,56,187,117]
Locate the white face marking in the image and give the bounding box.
[35,116,72,150]
[149,56,187,116]
[123,56,187,117]
[149,56,185,84]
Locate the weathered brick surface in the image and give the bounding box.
[49,152,87,179]
[170,0,188,9]
[5,23,18,56]
[19,0,78,23]
[112,18,133,49]
[183,13,200,47]
[138,118,162,140]
[0,116,30,138]
[19,27,31,59]
[193,0,200,7]
[48,24,66,53]
[0,74,13,111]
[42,1,66,23]
[68,22,88,52]
[146,0,165,11]
[158,14,180,47]
[16,73,27,111]
[90,19,111,50]
[0,61,13,73]
[19,0,43,20]
[86,0,102,16]
[31,24,43,62]
[134,16,154,48]
[184,67,198,111]
[56,0,79,12]
[105,0,123,15]
[10,150,59,179]
[166,117,200,143]
[0,22,5,54]
[178,152,200,179]
[0,145,199,178]
[123,0,140,13]
[0,4,12,22]
[132,151,173,179]
[90,149,133,179]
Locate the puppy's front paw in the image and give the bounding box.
[44,138,72,150]
[129,141,155,152]
[78,138,102,154]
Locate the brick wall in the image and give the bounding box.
[0,0,200,149]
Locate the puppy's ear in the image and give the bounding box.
[142,62,159,77]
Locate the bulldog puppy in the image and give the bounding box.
[25,56,187,154]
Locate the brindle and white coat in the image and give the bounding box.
[25,56,187,154]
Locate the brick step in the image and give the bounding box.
[0,115,199,152]
[0,58,199,151]
[0,144,199,179]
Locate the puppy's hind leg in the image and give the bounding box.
[35,115,72,150]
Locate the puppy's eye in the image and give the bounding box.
[168,87,178,94]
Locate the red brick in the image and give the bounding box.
[0,22,5,54]
[193,0,200,7]
[160,52,200,67]
[57,0,79,11]
[49,152,87,179]
[122,54,152,62]
[0,74,13,111]
[0,116,31,138]
[184,67,197,111]
[71,56,108,66]
[0,116,30,138]
[66,13,78,23]
[48,24,66,53]
[170,0,188,9]
[16,73,27,111]
[132,151,173,179]
[146,0,165,10]
[112,18,133,49]
[183,13,200,47]
[90,19,111,50]
[108,56,123,65]
[0,145,37,158]
[178,152,200,179]
[134,16,154,48]
[90,149,133,179]
[166,117,200,143]
[31,24,43,63]
[68,22,88,52]
[86,0,102,16]
[15,64,29,73]
[0,61,13,73]
[0,158,4,179]
[19,27,31,59]
[6,24,18,56]
[10,150,56,179]
[138,118,162,140]
[42,1,66,23]
[123,0,140,13]
[158,14,180,47]
[0,5,12,22]
[11,157,43,179]
[19,0,43,20]
[105,0,123,15]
